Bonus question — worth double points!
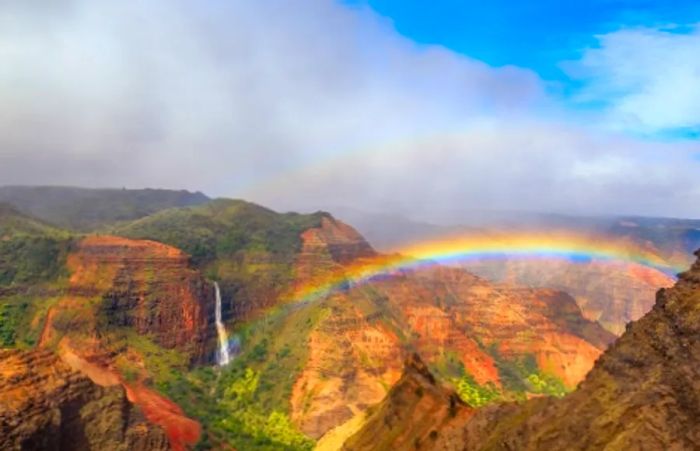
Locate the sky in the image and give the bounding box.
[0,0,699,221]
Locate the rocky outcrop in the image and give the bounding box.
[345,250,700,450]
[0,349,170,451]
[55,339,201,451]
[294,216,377,287]
[342,353,473,451]
[303,216,377,264]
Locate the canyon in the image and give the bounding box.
[344,249,700,450]
[0,190,694,450]
[271,218,616,442]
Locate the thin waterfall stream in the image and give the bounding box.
[214,282,230,366]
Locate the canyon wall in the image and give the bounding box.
[40,235,215,364]
[0,349,170,451]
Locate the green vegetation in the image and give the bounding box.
[454,372,501,407]
[0,300,26,346]
[433,348,569,407]
[525,372,567,397]
[492,352,568,398]
[0,203,72,287]
[101,329,191,383]
[115,199,326,314]
[0,205,72,348]
[0,293,63,348]
[0,203,65,236]
[115,199,324,266]
[0,236,71,286]
[429,351,502,407]
[150,299,330,450]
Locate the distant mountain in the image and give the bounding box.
[0,186,210,231]
[343,250,700,450]
[608,216,700,269]
[463,258,675,335]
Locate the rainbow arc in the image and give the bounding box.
[291,233,680,304]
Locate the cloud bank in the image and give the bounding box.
[567,24,700,136]
[0,0,698,220]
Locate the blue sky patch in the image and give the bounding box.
[344,0,700,81]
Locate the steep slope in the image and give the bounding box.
[3,200,383,451]
[1,196,647,451]
[342,353,473,451]
[345,249,700,450]
[148,213,381,449]
[209,218,610,443]
[0,186,209,231]
[0,349,170,451]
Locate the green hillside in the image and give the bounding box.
[0,186,210,231]
[114,199,326,319]
[0,204,72,347]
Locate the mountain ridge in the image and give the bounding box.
[0,186,210,231]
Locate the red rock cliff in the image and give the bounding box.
[0,349,170,451]
[40,235,215,363]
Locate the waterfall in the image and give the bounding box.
[214,282,230,366]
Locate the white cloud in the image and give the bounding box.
[568,24,700,134]
[251,120,699,220]
[0,1,698,219]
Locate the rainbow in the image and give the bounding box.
[291,232,682,304]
